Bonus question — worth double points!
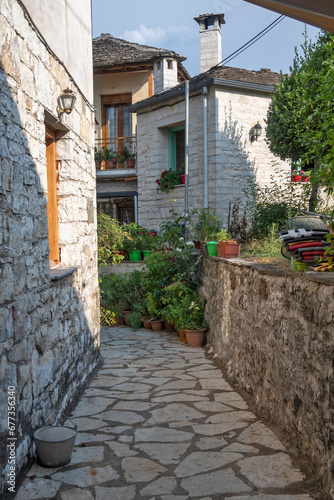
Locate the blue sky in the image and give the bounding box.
[92,0,321,76]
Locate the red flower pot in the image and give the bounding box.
[185,329,207,348]
[142,317,152,330]
[181,174,185,184]
[217,240,240,258]
[151,320,163,332]
[302,176,310,182]
[123,310,132,326]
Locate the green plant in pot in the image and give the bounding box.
[129,311,142,329]
[214,229,241,259]
[156,169,182,193]
[146,292,164,332]
[178,293,208,348]
[123,223,146,260]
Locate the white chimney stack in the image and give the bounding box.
[194,13,225,73]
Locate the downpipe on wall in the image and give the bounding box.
[185,80,189,217]
[203,86,208,209]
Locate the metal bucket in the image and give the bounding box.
[33,413,77,468]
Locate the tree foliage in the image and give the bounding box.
[266,31,334,194]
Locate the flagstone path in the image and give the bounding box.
[15,326,319,500]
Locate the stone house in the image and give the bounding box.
[93,34,189,223]
[130,13,291,230]
[0,0,99,494]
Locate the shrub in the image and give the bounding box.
[156,169,182,192]
[129,311,142,329]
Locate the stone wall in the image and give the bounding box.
[0,1,99,494]
[201,256,334,498]
[135,85,290,230]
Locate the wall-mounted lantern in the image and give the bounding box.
[57,88,76,119]
[250,121,262,142]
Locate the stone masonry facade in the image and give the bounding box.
[201,256,334,498]
[0,1,100,493]
[136,86,290,231]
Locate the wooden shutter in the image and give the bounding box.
[45,127,59,266]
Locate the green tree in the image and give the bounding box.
[266,31,334,208]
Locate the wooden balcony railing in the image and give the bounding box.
[95,136,136,170]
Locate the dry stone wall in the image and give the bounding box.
[0,1,99,492]
[201,256,334,498]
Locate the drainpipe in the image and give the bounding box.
[185,80,189,217]
[134,194,138,223]
[203,86,208,208]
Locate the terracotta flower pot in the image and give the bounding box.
[126,158,136,168]
[142,316,152,330]
[218,240,240,259]
[110,316,120,327]
[185,329,206,347]
[95,160,101,170]
[105,160,116,170]
[164,320,175,332]
[302,176,310,182]
[151,320,163,332]
[178,329,187,343]
[123,310,132,326]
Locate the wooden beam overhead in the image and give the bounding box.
[244,0,334,32]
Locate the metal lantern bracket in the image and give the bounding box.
[57,88,76,120]
[250,121,262,142]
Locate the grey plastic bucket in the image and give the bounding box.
[33,414,77,468]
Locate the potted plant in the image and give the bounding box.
[129,311,142,329]
[192,208,223,254]
[156,169,182,193]
[215,229,240,258]
[142,231,162,259]
[94,147,104,170]
[147,292,164,332]
[177,294,208,348]
[291,168,302,182]
[123,145,136,168]
[101,147,116,169]
[302,169,312,182]
[123,223,145,261]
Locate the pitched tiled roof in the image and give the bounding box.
[93,33,187,67]
[130,65,282,111]
[206,65,281,86]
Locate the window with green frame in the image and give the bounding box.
[168,124,185,172]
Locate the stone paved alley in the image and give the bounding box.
[15,327,318,500]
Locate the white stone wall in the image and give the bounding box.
[0,0,99,491]
[211,87,291,224]
[136,85,290,230]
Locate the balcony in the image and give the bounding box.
[95,136,136,171]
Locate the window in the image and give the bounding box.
[45,127,59,266]
[101,94,132,151]
[118,201,135,224]
[167,60,173,70]
[168,124,185,172]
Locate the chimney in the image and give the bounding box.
[153,57,178,94]
[194,13,225,73]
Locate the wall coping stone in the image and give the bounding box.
[204,255,334,285]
